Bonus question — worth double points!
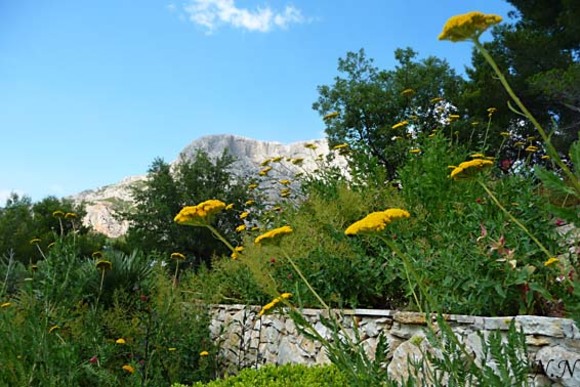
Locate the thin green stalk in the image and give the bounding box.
[477,179,553,258]
[473,39,580,196]
[378,235,435,313]
[206,225,236,252]
[281,250,329,310]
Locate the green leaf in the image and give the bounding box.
[534,166,576,196]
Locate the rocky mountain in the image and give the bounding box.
[72,134,348,238]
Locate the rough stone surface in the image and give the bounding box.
[70,134,348,237]
[210,305,580,385]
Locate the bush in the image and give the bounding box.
[179,364,347,387]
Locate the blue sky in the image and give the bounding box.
[0,0,515,203]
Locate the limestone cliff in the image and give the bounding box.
[72,134,348,238]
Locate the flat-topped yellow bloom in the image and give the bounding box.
[323,111,339,120]
[392,120,409,130]
[170,252,186,260]
[332,143,348,150]
[544,257,559,267]
[438,11,502,42]
[174,199,226,226]
[401,88,415,97]
[345,209,410,236]
[258,293,293,317]
[52,210,64,218]
[304,143,318,150]
[255,226,293,245]
[525,145,539,153]
[449,159,493,180]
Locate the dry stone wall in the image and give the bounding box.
[210,304,580,386]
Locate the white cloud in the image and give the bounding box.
[183,0,305,33]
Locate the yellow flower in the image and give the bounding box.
[168,347,177,351]
[291,158,304,165]
[199,350,209,357]
[49,325,59,334]
[95,260,112,271]
[323,111,339,120]
[449,114,460,120]
[304,143,318,150]
[392,120,409,130]
[438,12,502,42]
[500,132,510,137]
[48,242,56,248]
[52,210,65,218]
[401,88,415,96]
[280,292,292,300]
[240,212,249,219]
[525,145,539,153]
[272,156,283,162]
[234,246,244,253]
[345,209,410,236]
[116,338,126,344]
[449,159,494,180]
[332,143,348,150]
[244,200,255,206]
[260,159,271,167]
[487,107,497,117]
[255,226,293,245]
[171,252,186,260]
[544,257,559,267]
[470,153,486,158]
[430,97,443,103]
[471,122,480,126]
[122,364,135,374]
[541,155,550,160]
[527,136,536,142]
[231,252,240,260]
[225,203,234,210]
[259,166,272,176]
[251,226,260,231]
[1,302,11,308]
[514,141,526,147]
[248,184,258,190]
[174,200,226,226]
[235,224,246,233]
[92,251,103,259]
[409,149,421,154]
[64,212,77,219]
[279,179,291,185]
[29,238,41,245]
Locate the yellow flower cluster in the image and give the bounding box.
[259,166,272,176]
[255,226,293,245]
[345,209,410,236]
[449,159,494,180]
[544,257,559,267]
[258,293,292,317]
[174,200,226,226]
[96,260,112,271]
[304,143,318,150]
[235,224,246,233]
[392,120,409,130]
[401,88,415,97]
[332,143,348,151]
[170,252,186,260]
[438,11,502,42]
[323,111,339,120]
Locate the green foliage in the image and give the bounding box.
[184,364,347,387]
[313,48,465,179]
[0,237,216,386]
[464,0,580,153]
[117,150,252,267]
[0,194,94,264]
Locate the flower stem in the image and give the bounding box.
[206,225,236,252]
[477,179,553,258]
[473,39,580,196]
[378,235,433,313]
[282,250,330,310]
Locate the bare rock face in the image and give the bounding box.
[71,134,348,238]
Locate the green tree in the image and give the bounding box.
[0,194,89,263]
[118,150,251,266]
[463,0,580,154]
[313,48,465,180]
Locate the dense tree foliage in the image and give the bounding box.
[464,0,580,153]
[117,150,251,266]
[0,194,97,263]
[313,48,465,179]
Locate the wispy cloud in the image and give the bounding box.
[183,0,305,33]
